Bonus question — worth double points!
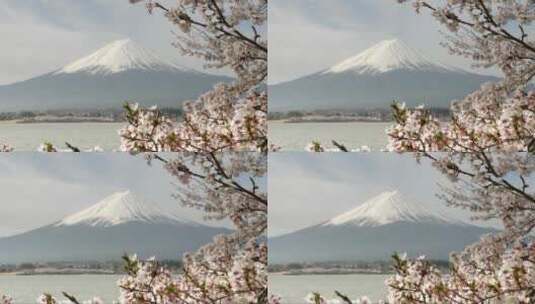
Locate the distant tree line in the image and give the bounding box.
[268,107,451,122]
[0,259,184,274]
[0,107,183,122]
[268,260,450,273]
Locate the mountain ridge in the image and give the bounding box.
[322,190,469,227]
[0,39,232,111]
[55,190,198,228]
[323,39,461,75]
[53,39,193,76]
[0,191,230,263]
[269,190,496,263]
[269,39,499,111]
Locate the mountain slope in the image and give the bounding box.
[55,39,192,75]
[0,39,232,112]
[269,191,495,263]
[0,191,230,263]
[269,39,499,111]
[55,190,197,227]
[322,190,467,227]
[324,39,457,75]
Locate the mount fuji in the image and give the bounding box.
[0,191,230,263]
[269,39,499,111]
[268,191,496,263]
[0,39,232,111]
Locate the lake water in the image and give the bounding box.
[1,273,390,303]
[269,274,389,304]
[0,122,124,151]
[268,121,391,151]
[0,273,389,303]
[0,275,122,303]
[0,121,392,152]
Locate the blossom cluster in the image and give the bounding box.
[387,84,534,153]
[0,295,12,304]
[120,238,267,304]
[0,142,13,152]
[118,153,267,303]
[120,87,267,152]
[385,1,535,303]
[121,0,267,153]
[388,235,535,303]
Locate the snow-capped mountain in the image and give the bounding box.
[269,39,499,111]
[0,39,232,111]
[56,190,196,227]
[0,191,230,263]
[269,190,496,263]
[322,190,466,227]
[54,39,191,76]
[324,39,458,75]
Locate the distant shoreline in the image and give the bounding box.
[17,119,122,124]
[0,269,119,276]
[285,119,389,123]
[0,119,124,124]
[0,269,186,276]
[270,270,391,276]
[268,118,391,123]
[16,272,119,276]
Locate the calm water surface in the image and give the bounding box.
[268,121,391,151]
[0,275,122,303]
[269,274,388,304]
[0,122,124,151]
[0,121,391,152]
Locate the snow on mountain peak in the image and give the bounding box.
[55,39,190,75]
[323,190,466,227]
[56,190,195,227]
[325,39,459,75]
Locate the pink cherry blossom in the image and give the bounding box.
[386,1,535,303]
[118,153,267,303]
[0,142,13,152]
[120,0,267,153]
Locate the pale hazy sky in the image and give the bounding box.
[1,0,497,85]
[0,0,228,85]
[0,154,266,237]
[268,0,499,84]
[268,153,503,237]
